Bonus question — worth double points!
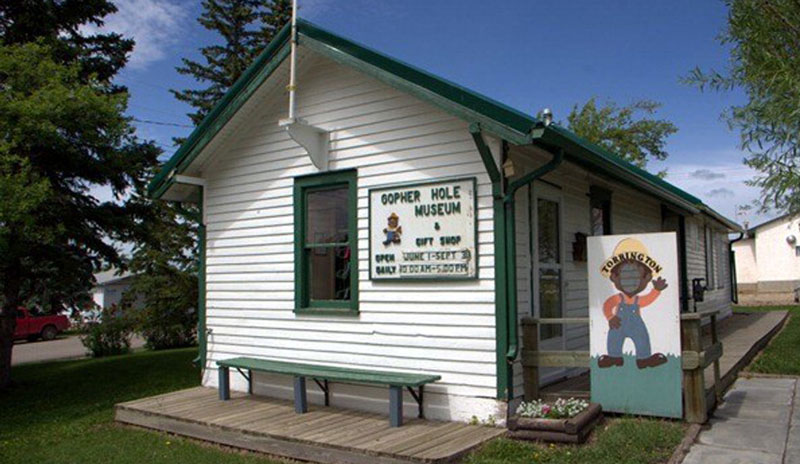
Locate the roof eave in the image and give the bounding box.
[534,125,700,214]
[147,19,540,199]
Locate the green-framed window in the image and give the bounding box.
[293,170,358,315]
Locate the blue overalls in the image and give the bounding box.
[607,295,652,359]
[383,229,399,245]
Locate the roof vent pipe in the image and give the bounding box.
[542,108,553,126]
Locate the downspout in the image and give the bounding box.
[469,124,510,400]
[470,124,564,401]
[729,231,745,304]
[503,148,564,362]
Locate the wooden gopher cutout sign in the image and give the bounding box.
[588,233,682,418]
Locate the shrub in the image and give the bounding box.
[138,311,196,351]
[79,306,133,357]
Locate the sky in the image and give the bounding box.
[104,0,771,228]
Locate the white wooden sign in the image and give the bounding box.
[587,232,683,418]
[369,178,477,280]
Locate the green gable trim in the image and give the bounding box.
[147,23,293,197]
[148,19,540,198]
[297,20,537,143]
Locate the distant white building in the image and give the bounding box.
[91,270,137,310]
[733,214,800,304]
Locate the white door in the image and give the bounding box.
[531,182,566,383]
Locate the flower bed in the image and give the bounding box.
[508,398,602,443]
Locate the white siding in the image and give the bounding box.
[753,217,800,283]
[733,216,800,303]
[199,51,502,422]
[732,239,757,284]
[685,217,732,316]
[507,146,733,396]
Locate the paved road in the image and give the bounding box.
[684,377,800,464]
[12,335,145,366]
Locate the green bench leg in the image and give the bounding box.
[389,386,403,427]
[294,376,307,414]
[219,366,230,401]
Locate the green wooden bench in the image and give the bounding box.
[216,357,441,427]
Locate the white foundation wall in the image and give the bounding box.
[198,50,504,423]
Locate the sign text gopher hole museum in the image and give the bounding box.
[369,178,477,280]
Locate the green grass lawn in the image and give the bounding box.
[1,348,281,464]
[737,304,800,375]
[465,418,684,464]
[2,347,687,464]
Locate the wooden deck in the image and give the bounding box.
[115,387,505,464]
[540,310,789,401]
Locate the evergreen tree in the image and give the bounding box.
[123,175,199,351]
[0,0,133,85]
[173,0,291,125]
[0,2,158,388]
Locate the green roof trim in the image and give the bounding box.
[147,22,293,197]
[297,20,538,137]
[148,18,739,232]
[147,19,538,197]
[536,124,741,231]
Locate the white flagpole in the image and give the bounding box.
[288,0,298,120]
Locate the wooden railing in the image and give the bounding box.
[520,309,724,423]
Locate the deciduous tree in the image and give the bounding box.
[685,0,800,212]
[566,97,678,174]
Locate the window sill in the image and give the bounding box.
[294,307,359,317]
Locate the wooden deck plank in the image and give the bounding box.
[396,424,486,457]
[360,420,452,452]
[281,409,370,437]
[116,386,505,463]
[116,407,417,464]
[294,412,375,441]
[378,422,466,455]
[176,397,254,422]
[151,393,223,415]
[312,416,393,447]
[208,401,289,426]
[416,427,504,460]
[118,386,207,407]
[125,387,211,410]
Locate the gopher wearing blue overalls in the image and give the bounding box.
[597,238,669,369]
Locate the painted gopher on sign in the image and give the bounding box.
[597,238,669,369]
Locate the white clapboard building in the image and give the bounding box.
[733,214,800,304]
[149,19,740,424]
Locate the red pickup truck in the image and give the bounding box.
[14,308,71,342]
